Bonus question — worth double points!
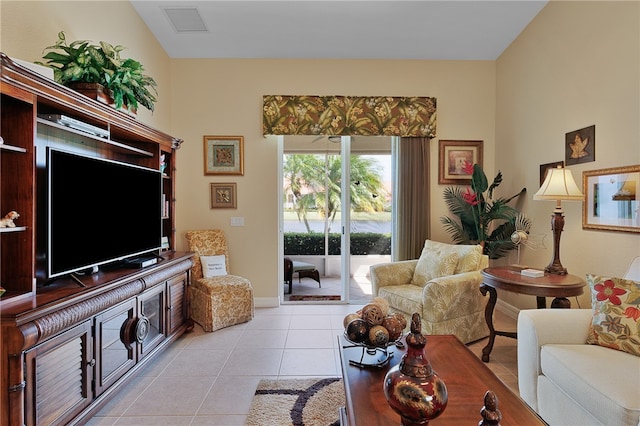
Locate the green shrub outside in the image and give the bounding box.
[284,232,391,255]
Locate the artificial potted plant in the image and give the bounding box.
[440,162,529,259]
[37,31,157,113]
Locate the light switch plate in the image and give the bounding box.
[231,217,244,227]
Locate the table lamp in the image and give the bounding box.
[533,166,584,275]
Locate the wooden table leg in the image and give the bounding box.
[480,284,497,362]
[551,297,571,308]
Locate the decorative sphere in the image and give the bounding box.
[382,316,403,341]
[346,318,369,343]
[361,303,385,326]
[392,312,407,330]
[343,313,360,328]
[371,297,390,315]
[369,325,390,347]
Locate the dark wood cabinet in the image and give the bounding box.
[0,54,193,426]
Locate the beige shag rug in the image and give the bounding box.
[246,377,344,426]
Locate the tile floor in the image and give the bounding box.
[87,304,518,425]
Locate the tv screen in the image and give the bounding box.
[47,149,162,278]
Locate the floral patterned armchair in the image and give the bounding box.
[186,229,254,332]
[371,240,489,344]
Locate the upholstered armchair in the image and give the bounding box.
[185,229,254,332]
[371,239,489,344]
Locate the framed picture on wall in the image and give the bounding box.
[210,182,237,209]
[204,135,244,175]
[566,125,595,165]
[438,140,483,185]
[582,165,640,233]
[539,161,564,186]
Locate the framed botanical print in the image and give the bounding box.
[438,140,483,185]
[583,165,640,233]
[204,136,244,175]
[566,125,595,165]
[210,183,237,209]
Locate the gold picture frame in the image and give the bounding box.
[583,165,640,233]
[204,136,244,175]
[210,182,237,209]
[438,140,483,185]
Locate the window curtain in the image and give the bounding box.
[395,137,430,260]
[263,95,436,137]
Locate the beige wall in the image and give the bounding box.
[169,59,496,302]
[0,0,171,130]
[2,1,638,308]
[496,0,640,309]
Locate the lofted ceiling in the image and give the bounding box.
[130,1,549,60]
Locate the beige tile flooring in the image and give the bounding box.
[87,303,518,425]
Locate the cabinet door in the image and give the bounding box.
[138,284,166,358]
[24,321,93,426]
[167,272,188,334]
[94,299,136,397]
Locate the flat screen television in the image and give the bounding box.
[46,148,162,279]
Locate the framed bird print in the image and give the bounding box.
[210,183,237,209]
[565,125,595,165]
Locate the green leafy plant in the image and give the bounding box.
[38,31,157,112]
[440,162,528,259]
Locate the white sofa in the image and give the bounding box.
[518,308,640,425]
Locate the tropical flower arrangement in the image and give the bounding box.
[440,162,528,259]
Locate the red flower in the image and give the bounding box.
[624,306,640,321]
[462,161,474,175]
[462,188,479,206]
[594,279,627,305]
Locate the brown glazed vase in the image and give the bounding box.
[383,313,448,425]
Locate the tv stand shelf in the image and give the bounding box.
[1,53,188,426]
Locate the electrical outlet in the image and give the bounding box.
[231,217,245,227]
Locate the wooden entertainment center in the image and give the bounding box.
[0,54,193,425]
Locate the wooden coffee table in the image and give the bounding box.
[338,334,546,426]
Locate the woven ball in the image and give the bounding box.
[361,303,385,326]
[392,312,407,330]
[382,316,404,341]
[368,325,390,347]
[371,297,390,315]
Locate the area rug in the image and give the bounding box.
[288,295,341,301]
[246,377,344,426]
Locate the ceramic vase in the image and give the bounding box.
[383,313,448,425]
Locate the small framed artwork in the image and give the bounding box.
[566,125,595,165]
[210,182,237,209]
[438,140,483,185]
[583,165,640,233]
[204,136,244,175]
[539,161,564,186]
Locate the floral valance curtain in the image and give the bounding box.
[263,95,437,138]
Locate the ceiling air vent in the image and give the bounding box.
[164,8,208,33]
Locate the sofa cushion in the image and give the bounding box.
[586,274,640,357]
[412,249,459,287]
[378,285,423,317]
[540,344,640,425]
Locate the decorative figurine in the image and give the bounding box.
[479,390,502,425]
[0,211,20,228]
[383,313,448,425]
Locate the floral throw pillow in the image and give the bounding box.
[586,274,640,357]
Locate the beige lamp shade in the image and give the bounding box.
[534,166,584,201]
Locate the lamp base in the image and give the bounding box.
[544,262,567,276]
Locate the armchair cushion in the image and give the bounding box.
[201,255,227,278]
[412,251,458,287]
[586,274,640,357]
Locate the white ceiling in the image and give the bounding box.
[130,0,548,60]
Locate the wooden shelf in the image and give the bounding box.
[0,143,27,153]
[0,226,26,233]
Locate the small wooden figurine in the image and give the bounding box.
[479,390,502,426]
[0,211,20,228]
